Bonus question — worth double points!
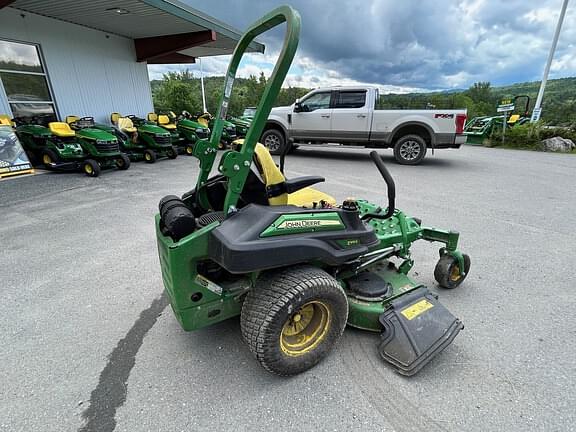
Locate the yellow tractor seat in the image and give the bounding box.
[0,115,12,126]
[49,122,76,137]
[251,142,336,208]
[65,115,80,124]
[158,114,177,129]
[110,112,121,125]
[507,114,520,124]
[117,117,137,133]
[147,112,158,123]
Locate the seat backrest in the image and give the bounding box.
[0,114,12,126]
[507,114,520,124]
[147,112,158,122]
[158,114,172,125]
[110,112,121,125]
[117,117,135,131]
[66,115,80,124]
[252,142,288,205]
[49,122,75,137]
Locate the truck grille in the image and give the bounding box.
[95,141,119,153]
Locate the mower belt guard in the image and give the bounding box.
[378,287,463,376]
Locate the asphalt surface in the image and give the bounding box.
[1,145,575,432]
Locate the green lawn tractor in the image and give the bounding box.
[155,6,470,377]
[226,115,251,138]
[15,117,127,176]
[195,112,237,149]
[111,113,178,163]
[148,112,210,156]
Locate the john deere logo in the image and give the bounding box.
[277,219,340,229]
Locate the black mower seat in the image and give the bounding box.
[251,142,336,208]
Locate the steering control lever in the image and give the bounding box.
[361,151,396,221]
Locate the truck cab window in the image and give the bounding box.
[299,92,331,112]
[334,91,366,109]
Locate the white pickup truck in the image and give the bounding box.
[261,86,467,165]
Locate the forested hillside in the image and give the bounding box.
[151,71,575,126]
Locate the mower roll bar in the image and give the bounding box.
[362,151,396,221]
[193,6,301,213]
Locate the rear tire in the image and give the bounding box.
[144,149,156,163]
[241,265,348,376]
[261,129,286,155]
[393,134,427,165]
[167,146,178,159]
[82,159,100,177]
[116,154,131,170]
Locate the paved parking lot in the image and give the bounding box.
[1,145,575,432]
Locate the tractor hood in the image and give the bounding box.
[139,123,171,136]
[178,118,207,131]
[75,127,117,141]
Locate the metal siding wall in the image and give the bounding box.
[0,8,153,124]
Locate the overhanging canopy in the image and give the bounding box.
[3,0,265,63]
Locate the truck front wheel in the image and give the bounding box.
[393,134,427,165]
[261,129,286,155]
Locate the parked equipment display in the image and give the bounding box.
[196,112,237,149]
[155,6,470,377]
[464,95,532,145]
[227,115,251,138]
[16,117,128,177]
[148,111,210,155]
[111,113,178,163]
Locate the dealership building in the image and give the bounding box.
[0,0,264,125]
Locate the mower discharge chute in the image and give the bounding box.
[155,6,470,377]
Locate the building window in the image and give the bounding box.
[0,39,57,125]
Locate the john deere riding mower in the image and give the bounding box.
[111,113,177,163]
[155,6,470,376]
[196,112,237,149]
[227,115,251,138]
[16,117,128,176]
[148,112,210,156]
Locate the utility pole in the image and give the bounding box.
[199,57,207,113]
[531,0,570,122]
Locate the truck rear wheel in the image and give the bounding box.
[393,134,427,165]
[261,129,286,155]
[241,265,348,376]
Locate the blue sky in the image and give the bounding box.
[148,0,575,93]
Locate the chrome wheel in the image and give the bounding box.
[264,133,281,152]
[399,140,421,161]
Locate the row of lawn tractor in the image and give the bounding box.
[9,111,250,177]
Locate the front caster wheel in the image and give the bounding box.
[116,154,131,170]
[185,144,194,155]
[82,159,100,177]
[167,146,178,159]
[241,265,348,376]
[434,253,471,289]
[144,149,156,163]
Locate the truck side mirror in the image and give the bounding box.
[294,99,302,113]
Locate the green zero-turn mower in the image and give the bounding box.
[16,117,129,177]
[111,113,178,163]
[155,6,470,376]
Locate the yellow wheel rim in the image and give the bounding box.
[145,153,151,161]
[43,154,52,164]
[280,300,331,357]
[450,264,461,282]
[186,146,193,154]
[84,163,93,174]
